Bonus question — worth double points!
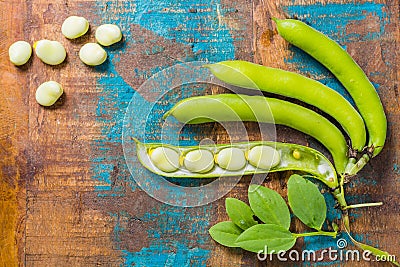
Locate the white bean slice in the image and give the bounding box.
[149,146,180,173]
[247,145,280,169]
[35,81,63,106]
[9,41,32,66]
[79,43,107,66]
[216,147,246,171]
[95,24,122,46]
[184,149,214,173]
[34,40,66,65]
[61,16,89,39]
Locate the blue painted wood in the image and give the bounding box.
[87,0,396,266]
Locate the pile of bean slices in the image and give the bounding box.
[135,19,393,260]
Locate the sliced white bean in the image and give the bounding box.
[79,43,107,66]
[247,145,280,169]
[61,16,89,39]
[34,40,66,65]
[149,146,180,173]
[9,41,32,66]
[35,81,63,106]
[184,149,214,173]
[95,24,122,46]
[216,147,246,171]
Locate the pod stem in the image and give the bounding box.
[332,187,348,209]
[346,154,371,176]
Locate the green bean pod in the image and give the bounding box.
[205,60,366,152]
[134,139,339,189]
[163,94,349,174]
[274,18,387,157]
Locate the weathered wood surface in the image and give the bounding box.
[0,0,399,266]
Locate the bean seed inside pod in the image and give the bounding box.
[292,149,301,160]
[8,41,32,66]
[34,40,66,65]
[184,149,214,173]
[247,145,280,169]
[216,147,246,171]
[149,146,180,173]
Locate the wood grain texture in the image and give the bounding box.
[0,0,398,266]
[0,0,29,266]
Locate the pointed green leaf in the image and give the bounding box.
[350,237,400,267]
[209,221,243,247]
[287,174,326,230]
[248,184,291,229]
[225,198,258,230]
[235,224,296,253]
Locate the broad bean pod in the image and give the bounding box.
[134,139,338,189]
[205,60,366,153]
[163,94,349,174]
[274,18,387,158]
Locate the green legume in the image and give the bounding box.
[134,139,339,189]
[164,94,349,174]
[34,40,66,65]
[95,24,122,46]
[274,18,386,158]
[149,146,180,173]
[215,147,246,171]
[205,60,366,152]
[61,16,89,39]
[79,43,107,66]
[183,149,215,173]
[35,81,63,106]
[292,149,301,160]
[9,41,32,66]
[246,145,280,169]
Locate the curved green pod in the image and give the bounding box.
[205,60,366,152]
[274,18,387,158]
[134,139,339,189]
[163,94,349,174]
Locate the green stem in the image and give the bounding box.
[332,187,348,209]
[344,157,357,175]
[343,202,383,210]
[294,230,337,238]
[344,222,400,266]
[347,154,370,176]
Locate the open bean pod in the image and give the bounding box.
[134,139,339,190]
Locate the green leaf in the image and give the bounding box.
[235,224,296,253]
[287,174,327,230]
[350,236,400,266]
[209,221,243,247]
[225,198,258,230]
[248,184,291,229]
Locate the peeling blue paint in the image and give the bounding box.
[122,245,210,267]
[394,163,400,174]
[90,0,237,266]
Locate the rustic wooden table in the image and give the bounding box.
[1,0,399,266]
